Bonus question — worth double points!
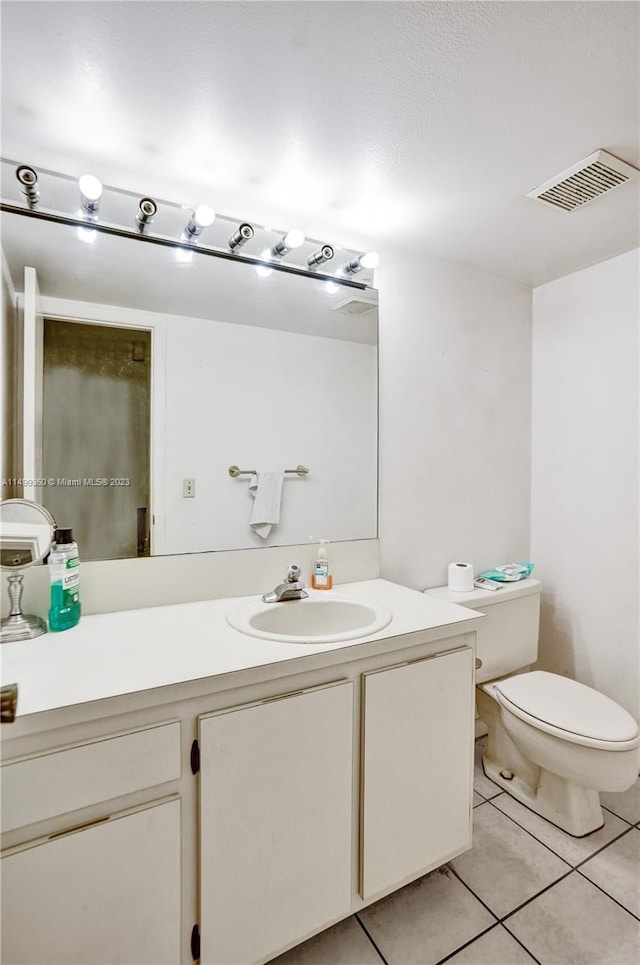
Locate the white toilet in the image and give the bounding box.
[426,578,639,837]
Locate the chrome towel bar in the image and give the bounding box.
[228,465,309,478]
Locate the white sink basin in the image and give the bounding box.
[227,592,392,644]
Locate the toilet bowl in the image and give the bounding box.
[477,672,639,836]
[425,579,640,837]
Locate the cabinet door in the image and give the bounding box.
[1,799,181,965]
[199,681,353,965]
[361,647,474,899]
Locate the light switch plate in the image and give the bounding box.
[183,478,196,498]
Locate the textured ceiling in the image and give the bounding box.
[1,0,639,286]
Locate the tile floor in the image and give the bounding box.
[271,738,640,965]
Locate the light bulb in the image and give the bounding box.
[359,251,379,269]
[272,229,305,257]
[193,205,215,228]
[78,174,103,220]
[341,250,380,274]
[325,281,340,294]
[175,247,193,263]
[183,204,216,241]
[256,264,273,278]
[283,229,304,250]
[78,174,103,203]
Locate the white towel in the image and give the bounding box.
[249,471,285,539]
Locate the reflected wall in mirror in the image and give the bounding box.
[2,175,379,561]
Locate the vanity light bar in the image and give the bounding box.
[6,162,378,285]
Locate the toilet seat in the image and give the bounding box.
[491,671,639,751]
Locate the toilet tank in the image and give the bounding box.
[424,579,541,683]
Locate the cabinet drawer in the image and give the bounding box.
[1,722,181,833]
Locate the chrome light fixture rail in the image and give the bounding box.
[2,158,378,289]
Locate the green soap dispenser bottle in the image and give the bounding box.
[48,528,81,631]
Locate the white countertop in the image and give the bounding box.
[425,578,541,607]
[1,579,483,721]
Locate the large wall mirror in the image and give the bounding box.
[1,161,378,561]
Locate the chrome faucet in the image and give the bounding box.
[261,564,308,603]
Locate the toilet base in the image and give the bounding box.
[481,753,604,837]
[477,683,607,837]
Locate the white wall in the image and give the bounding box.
[377,247,532,591]
[163,315,377,553]
[531,248,639,718]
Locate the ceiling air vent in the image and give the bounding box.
[527,150,639,212]
[330,295,376,315]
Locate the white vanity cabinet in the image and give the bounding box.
[1,722,183,965]
[198,680,354,965]
[360,646,475,899]
[1,580,482,965]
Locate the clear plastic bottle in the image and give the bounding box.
[48,528,81,631]
[311,539,333,590]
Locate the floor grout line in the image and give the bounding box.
[446,861,502,921]
[433,922,501,965]
[501,923,544,965]
[481,793,597,869]
[482,795,574,866]
[354,912,390,965]
[457,795,575,915]
[601,803,637,826]
[449,843,574,925]
[572,823,636,871]
[446,861,565,963]
[575,858,640,923]
[499,867,575,924]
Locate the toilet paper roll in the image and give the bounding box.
[448,561,474,592]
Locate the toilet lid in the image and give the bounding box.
[494,672,639,746]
